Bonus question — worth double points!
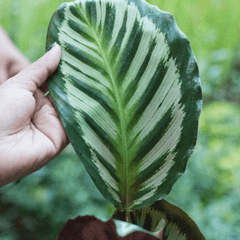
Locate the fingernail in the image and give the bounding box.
[47,42,57,52]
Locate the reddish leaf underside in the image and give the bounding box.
[57,215,159,240]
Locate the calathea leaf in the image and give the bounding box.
[114,219,158,238]
[46,0,202,211]
[112,199,206,240]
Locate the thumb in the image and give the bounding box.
[6,43,61,93]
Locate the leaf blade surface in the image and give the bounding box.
[46,0,202,210]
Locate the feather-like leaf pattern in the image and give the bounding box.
[46,0,202,211]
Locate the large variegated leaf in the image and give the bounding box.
[46,0,202,211]
[112,199,206,240]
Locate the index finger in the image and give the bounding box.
[4,43,61,93]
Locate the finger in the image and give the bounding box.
[6,43,61,93]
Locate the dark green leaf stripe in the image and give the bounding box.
[46,0,202,211]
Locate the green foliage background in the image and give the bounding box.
[0,0,240,239]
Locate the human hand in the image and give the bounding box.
[0,27,30,83]
[0,43,69,187]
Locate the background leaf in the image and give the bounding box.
[57,215,159,240]
[46,0,202,211]
[112,199,206,240]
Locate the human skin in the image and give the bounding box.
[0,27,69,187]
[0,27,30,84]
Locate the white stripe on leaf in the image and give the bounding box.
[131,58,182,144]
[114,3,139,64]
[139,103,184,172]
[90,149,120,203]
[64,78,118,143]
[61,50,111,89]
[122,19,154,92]
[141,153,176,190]
[81,121,117,169]
[64,5,91,35]
[131,153,175,208]
[166,222,187,240]
[108,0,127,50]
[61,62,112,101]
[60,25,98,51]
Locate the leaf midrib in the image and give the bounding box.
[80,7,130,210]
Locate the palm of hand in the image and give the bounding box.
[0,86,65,162]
